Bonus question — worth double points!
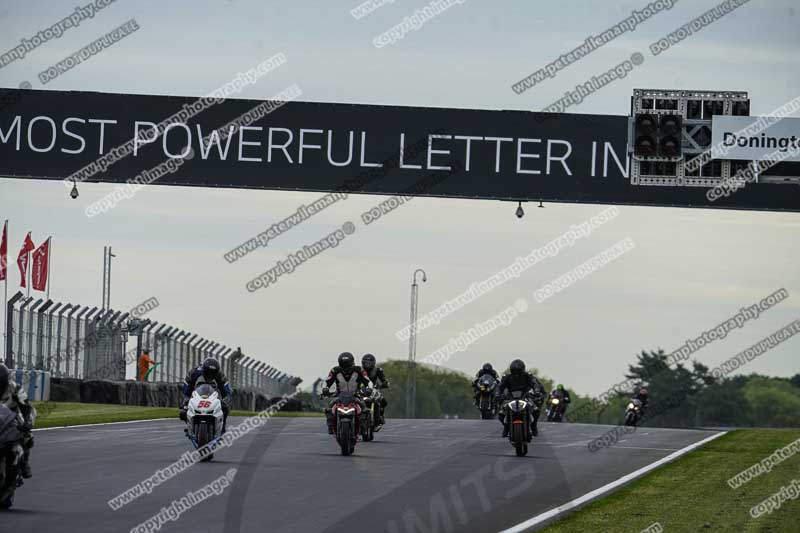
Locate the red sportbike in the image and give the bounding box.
[329,392,361,456]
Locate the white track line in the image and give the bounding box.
[33,418,174,432]
[498,431,728,533]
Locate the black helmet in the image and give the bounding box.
[338,352,355,370]
[510,359,526,375]
[202,358,220,379]
[0,364,8,398]
[482,363,493,373]
[362,353,376,371]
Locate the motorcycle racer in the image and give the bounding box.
[495,359,545,438]
[322,352,370,434]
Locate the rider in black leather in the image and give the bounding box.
[322,352,370,434]
[181,358,232,433]
[0,364,34,478]
[472,363,500,406]
[548,384,572,415]
[495,359,545,438]
[633,388,649,416]
[361,354,389,424]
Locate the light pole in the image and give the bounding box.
[102,246,116,310]
[406,268,427,419]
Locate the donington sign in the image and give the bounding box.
[712,115,800,163]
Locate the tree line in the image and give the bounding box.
[370,352,799,427]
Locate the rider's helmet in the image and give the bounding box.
[639,388,648,396]
[201,358,221,381]
[482,363,493,373]
[510,359,526,375]
[0,364,9,399]
[557,384,565,391]
[361,353,376,371]
[338,352,355,371]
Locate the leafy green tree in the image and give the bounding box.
[381,360,477,419]
[695,379,752,427]
[740,376,800,427]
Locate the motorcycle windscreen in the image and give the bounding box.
[338,393,357,405]
[195,384,216,398]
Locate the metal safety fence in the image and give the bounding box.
[2,292,300,396]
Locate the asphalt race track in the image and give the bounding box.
[6,418,719,532]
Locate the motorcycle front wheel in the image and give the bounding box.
[0,454,16,509]
[196,424,214,462]
[511,424,528,456]
[480,398,493,420]
[361,413,373,442]
[339,421,353,455]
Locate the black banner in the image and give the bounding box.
[0,88,797,211]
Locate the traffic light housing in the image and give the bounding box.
[658,114,682,157]
[634,113,657,156]
[634,113,682,158]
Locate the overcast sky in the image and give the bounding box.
[0,0,798,395]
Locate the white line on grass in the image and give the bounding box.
[33,418,175,432]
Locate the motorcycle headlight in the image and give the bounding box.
[337,407,355,415]
[480,386,486,391]
[627,403,635,410]
[551,398,559,405]
[509,400,527,412]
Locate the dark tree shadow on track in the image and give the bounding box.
[222,418,293,533]
[321,425,573,533]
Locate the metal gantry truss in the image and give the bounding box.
[628,88,754,188]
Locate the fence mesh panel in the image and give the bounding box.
[3,294,299,396]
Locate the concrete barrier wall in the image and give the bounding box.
[49,377,305,411]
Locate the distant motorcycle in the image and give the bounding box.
[546,392,567,422]
[0,405,25,509]
[185,384,224,461]
[503,390,533,457]
[359,387,383,442]
[624,398,643,427]
[326,392,361,455]
[477,374,498,420]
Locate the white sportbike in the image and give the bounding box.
[185,383,224,461]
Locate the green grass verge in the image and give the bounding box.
[32,401,321,429]
[542,429,800,532]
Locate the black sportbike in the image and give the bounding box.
[546,392,567,422]
[0,405,25,509]
[503,390,534,457]
[624,398,643,427]
[476,374,498,420]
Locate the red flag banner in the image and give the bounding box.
[31,238,50,292]
[17,232,35,288]
[0,221,7,281]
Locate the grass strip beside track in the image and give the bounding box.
[542,429,800,532]
[31,401,321,428]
